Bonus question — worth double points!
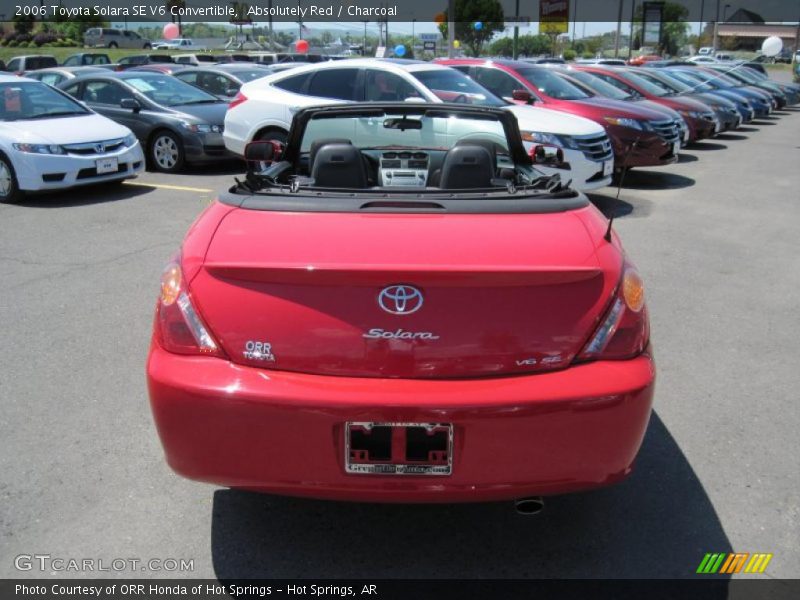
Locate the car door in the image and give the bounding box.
[72,79,149,139]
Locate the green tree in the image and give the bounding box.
[437,0,504,57]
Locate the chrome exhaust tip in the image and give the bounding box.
[514,497,544,515]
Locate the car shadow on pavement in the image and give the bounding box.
[677,153,699,163]
[714,133,748,141]
[617,170,695,190]
[210,412,732,582]
[750,120,776,126]
[12,181,152,209]
[586,192,646,220]
[686,141,728,151]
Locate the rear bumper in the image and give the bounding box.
[147,344,656,502]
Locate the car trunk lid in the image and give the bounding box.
[190,207,619,378]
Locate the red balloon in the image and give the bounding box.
[296,39,309,54]
[163,23,179,41]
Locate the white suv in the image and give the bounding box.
[223,59,613,191]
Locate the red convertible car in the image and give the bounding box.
[147,103,655,506]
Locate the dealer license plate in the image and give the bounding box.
[602,161,613,176]
[345,422,453,475]
[95,157,118,174]
[672,141,680,156]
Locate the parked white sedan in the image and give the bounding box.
[0,75,144,203]
[223,59,613,191]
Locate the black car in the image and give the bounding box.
[58,72,232,173]
[173,64,273,99]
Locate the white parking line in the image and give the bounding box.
[124,181,214,193]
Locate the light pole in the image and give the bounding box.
[572,0,579,44]
[447,0,455,58]
[362,20,368,56]
[412,18,416,57]
[513,0,520,59]
[614,0,624,58]
[699,0,705,39]
[712,0,720,51]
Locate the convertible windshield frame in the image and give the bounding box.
[283,102,532,167]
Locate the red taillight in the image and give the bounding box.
[154,259,224,358]
[228,90,247,110]
[577,264,650,361]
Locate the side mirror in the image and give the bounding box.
[512,89,534,103]
[120,98,141,112]
[529,144,565,165]
[244,140,284,174]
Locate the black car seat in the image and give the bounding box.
[429,138,499,187]
[310,142,368,188]
[437,144,495,189]
[308,138,352,171]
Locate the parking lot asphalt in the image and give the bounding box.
[1,104,799,580]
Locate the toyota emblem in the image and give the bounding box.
[378,285,423,315]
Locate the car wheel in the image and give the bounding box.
[150,131,185,173]
[255,128,288,145]
[108,42,118,49]
[0,155,23,204]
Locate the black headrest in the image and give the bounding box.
[455,138,498,164]
[310,143,368,189]
[309,138,353,170]
[439,145,495,190]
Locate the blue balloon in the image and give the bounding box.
[394,44,406,57]
[474,21,483,31]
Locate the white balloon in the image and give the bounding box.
[761,36,783,58]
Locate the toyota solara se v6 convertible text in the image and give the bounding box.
[147,104,655,504]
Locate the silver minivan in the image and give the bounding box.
[83,28,152,49]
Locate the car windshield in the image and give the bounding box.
[124,75,218,106]
[516,67,591,100]
[410,69,506,106]
[566,70,632,99]
[0,81,89,121]
[637,70,693,94]
[300,112,509,155]
[713,67,756,84]
[699,70,740,87]
[666,70,714,91]
[619,70,673,96]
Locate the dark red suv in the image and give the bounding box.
[436,59,681,170]
[571,65,718,142]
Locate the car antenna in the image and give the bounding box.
[605,136,640,242]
